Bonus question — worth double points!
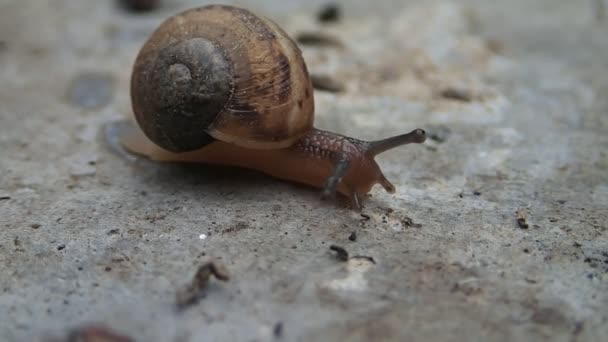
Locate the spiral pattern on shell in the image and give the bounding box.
[130,5,315,152]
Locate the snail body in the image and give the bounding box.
[110,5,426,210]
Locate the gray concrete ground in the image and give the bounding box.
[1,0,607,341]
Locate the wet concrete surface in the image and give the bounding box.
[1,0,607,341]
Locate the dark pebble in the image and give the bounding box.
[348,231,357,242]
[318,3,341,23]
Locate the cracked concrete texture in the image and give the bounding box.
[1,0,607,341]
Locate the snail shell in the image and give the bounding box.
[131,5,315,152]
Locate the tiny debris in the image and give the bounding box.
[360,213,371,221]
[473,191,482,196]
[310,74,345,93]
[401,216,422,228]
[57,244,66,251]
[273,321,284,339]
[117,0,159,12]
[65,324,133,342]
[524,277,538,284]
[30,223,41,229]
[440,87,473,102]
[296,32,344,48]
[317,3,341,23]
[222,221,249,234]
[516,208,529,229]
[0,196,10,201]
[176,261,230,309]
[106,229,119,236]
[348,231,357,242]
[329,245,349,261]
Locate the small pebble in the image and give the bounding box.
[317,3,341,23]
[348,231,357,242]
[516,208,529,229]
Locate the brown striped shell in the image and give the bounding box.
[130,5,315,152]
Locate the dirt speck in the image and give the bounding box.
[329,245,349,261]
[222,221,250,234]
[348,231,357,242]
[401,216,422,228]
[176,260,230,309]
[440,87,473,102]
[517,208,529,229]
[317,3,341,23]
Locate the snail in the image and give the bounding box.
[105,4,426,210]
